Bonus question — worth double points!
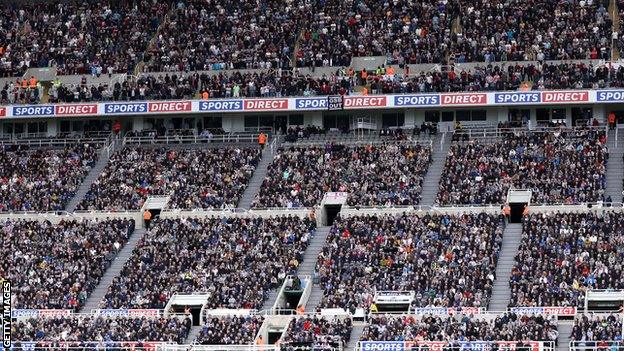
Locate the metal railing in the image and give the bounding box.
[123,133,261,145]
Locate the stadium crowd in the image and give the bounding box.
[1,218,135,310]
[0,144,99,212]
[452,0,613,63]
[252,143,432,208]
[4,62,624,105]
[100,216,315,309]
[0,0,617,81]
[195,315,264,345]
[437,129,607,206]
[12,315,191,344]
[315,213,504,312]
[76,146,260,211]
[572,314,624,343]
[281,316,352,350]
[361,313,559,342]
[142,0,305,72]
[510,212,624,307]
[0,1,168,77]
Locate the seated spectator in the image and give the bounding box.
[438,129,607,205]
[315,212,504,312]
[0,1,168,77]
[281,316,352,350]
[361,313,558,343]
[12,315,190,344]
[572,313,623,343]
[0,144,98,212]
[510,212,624,307]
[252,142,432,208]
[76,146,261,211]
[143,0,308,72]
[100,216,315,309]
[195,315,264,345]
[0,218,135,310]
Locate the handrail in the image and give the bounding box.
[123,134,261,145]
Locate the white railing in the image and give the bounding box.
[123,133,261,145]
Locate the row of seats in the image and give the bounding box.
[0,129,612,212]
[0,0,617,77]
[252,143,432,208]
[6,210,623,312]
[2,218,135,310]
[3,62,624,105]
[11,313,621,346]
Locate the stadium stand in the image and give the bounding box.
[281,316,352,350]
[252,142,432,208]
[142,0,305,72]
[510,211,624,308]
[361,312,559,342]
[571,313,623,343]
[76,146,261,211]
[12,315,191,344]
[0,144,99,212]
[437,128,607,206]
[195,315,264,345]
[0,1,168,77]
[2,218,135,310]
[452,0,613,62]
[315,212,504,312]
[8,62,624,106]
[100,216,315,309]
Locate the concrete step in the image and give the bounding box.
[488,223,523,312]
[81,228,147,311]
[237,144,276,210]
[65,148,111,212]
[345,323,366,350]
[186,325,204,344]
[420,134,452,206]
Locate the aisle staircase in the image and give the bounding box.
[419,134,452,206]
[297,226,332,311]
[489,223,523,311]
[82,228,146,312]
[65,149,112,212]
[237,144,277,209]
[606,129,624,202]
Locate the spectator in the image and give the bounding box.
[253,143,432,208]
[438,129,607,206]
[281,316,352,351]
[195,315,264,345]
[510,211,624,307]
[12,315,191,344]
[1,218,135,310]
[101,216,315,309]
[0,144,99,212]
[361,313,558,343]
[77,147,261,211]
[572,313,623,343]
[315,212,504,312]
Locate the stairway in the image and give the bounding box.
[81,228,146,312]
[297,226,332,311]
[237,145,276,210]
[185,325,204,344]
[65,149,111,212]
[556,322,574,351]
[488,223,523,311]
[345,322,366,351]
[260,289,280,312]
[606,129,624,202]
[419,134,452,206]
